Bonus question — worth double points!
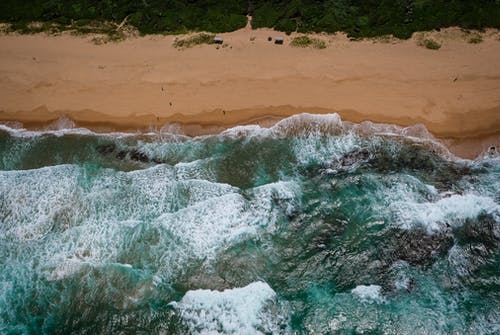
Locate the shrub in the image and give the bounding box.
[468,36,483,44]
[173,33,215,48]
[423,39,441,50]
[290,35,326,49]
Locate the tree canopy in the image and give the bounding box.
[1,0,499,38]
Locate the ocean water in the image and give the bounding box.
[0,114,499,334]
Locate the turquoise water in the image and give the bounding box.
[0,114,499,334]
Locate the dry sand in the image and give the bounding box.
[0,27,499,158]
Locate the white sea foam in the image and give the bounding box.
[0,165,81,241]
[0,163,246,282]
[174,159,217,181]
[446,245,471,277]
[363,173,500,233]
[1,112,465,162]
[292,131,360,166]
[247,181,302,234]
[0,157,298,286]
[391,193,499,233]
[0,123,184,140]
[217,113,344,140]
[351,285,385,304]
[389,261,413,291]
[157,193,254,261]
[221,113,460,162]
[270,113,344,138]
[219,124,267,139]
[0,123,95,138]
[171,281,287,335]
[351,120,458,161]
[43,258,86,281]
[46,116,76,130]
[198,112,461,163]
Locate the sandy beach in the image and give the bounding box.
[0,27,499,158]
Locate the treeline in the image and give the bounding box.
[1,0,500,38]
[0,0,249,33]
[251,0,500,38]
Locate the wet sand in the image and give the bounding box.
[0,27,499,158]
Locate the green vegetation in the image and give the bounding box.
[1,20,131,44]
[173,33,215,48]
[0,0,248,35]
[422,38,441,50]
[468,36,483,44]
[0,1,499,39]
[251,0,500,39]
[290,35,326,49]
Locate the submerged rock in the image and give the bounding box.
[383,228,454,266]
[96,143,116,155]
[96,144,166,164]
[455,213,499,250]
[447,214,499,288]
[326,148,372,173]
[116,150,127,160]
[129,149,151,163]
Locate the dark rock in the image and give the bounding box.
[129,149,151,163]
[371,144,474,193]
[323,148,372,174]
[406,277,415,292]
[152,158,166,164]
[96,144,116,155]
[456,213,499,250]
[488,146,497,157]
[382,228,454,266]
[111,148,166,164]
[116,151,127,160]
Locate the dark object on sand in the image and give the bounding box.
[214,37,223,44]
[274,37,284,44]
[267,36,272,41]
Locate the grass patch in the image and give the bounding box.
[2,20,134,44]
[90,32,127,45]
[290,35,326,49]
[468,35,483,44]
[173,33,215,48]
[8,21,62,35]
[70,21,130,44]
[422,38,441,50]
[371,35,399,44]
[0,23,13,34]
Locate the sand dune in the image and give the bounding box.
[0,27,499,158]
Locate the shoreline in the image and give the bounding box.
[1,107,498,160]
[1,28,499,159]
